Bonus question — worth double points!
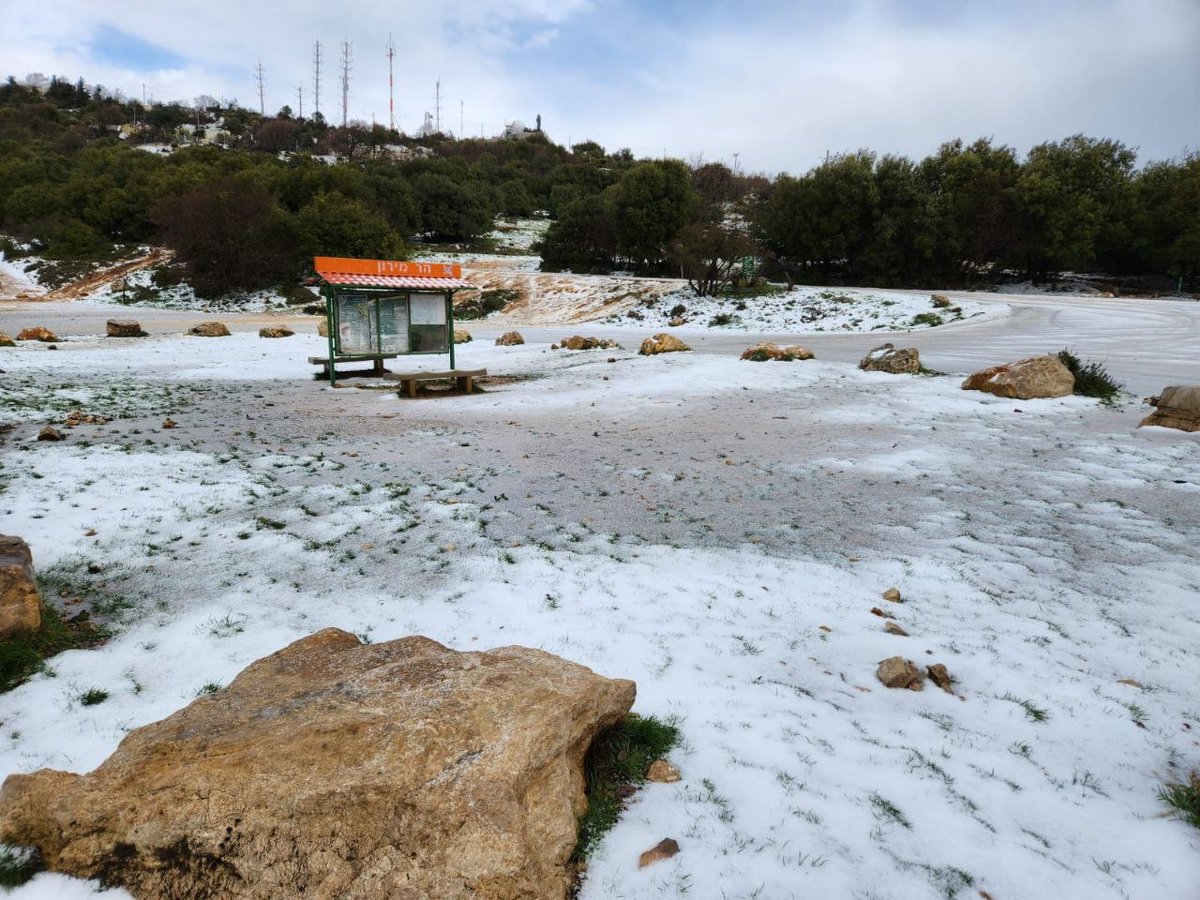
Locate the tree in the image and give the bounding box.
[412,173,494,242]
[152,177,295,296]
[668,221,758,296]
[608,159,697,270]
[538,194,615,272]
[293,191,404,260]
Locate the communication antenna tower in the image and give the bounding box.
[340,40,353,126]
[387,35,396,132]
[297,84,303,119]
[312,41,321,116]
[254,62,265,115]
[434,79,442,133]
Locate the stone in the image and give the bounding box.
[257,327,294,339]
[0,536,41,639]
[859,343,920,374]
[740,342,814,362]
[667,316,686,327]
[931,294,952,308]
[876,656,924,690]
[0,333,16,348]
[1138,385,1200,432]
[560,336,620,351]
[162,418,177,430]
[646,760,681,783]
[884,621,909,637]
[0,630,635,900]
[453,329,472,344]
[638,838,680,869]
[927,664,953,692]
[496,331,525,346]
[64,410,110,428]
[16,327,57,343]
[882,587,902,603]
[638,333,691,356]
[188,322,231,337]
[317,319,329,337]
[106,319,147,338]
[36,426,64,442]
[962,355,1074,400]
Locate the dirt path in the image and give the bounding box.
[39,248,172,300]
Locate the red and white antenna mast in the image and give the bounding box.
[387,34,396,132]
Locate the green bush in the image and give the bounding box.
[454,289,515,320]
[1159,769,1200,828]
[574,714,680,860]
[911,312,944,327]
[0,845,42,888]
[1056,349,1124,400]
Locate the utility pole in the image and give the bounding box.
[434,79,442,134]
[387,34,396,132]
[313,40,322,116]
[254,62,265,115]
[297,84,303,119]
[340,40,352,127]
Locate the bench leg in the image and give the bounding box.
[407,380,417,399]
[373,358,385,376]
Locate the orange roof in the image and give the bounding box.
[314,256,472,290]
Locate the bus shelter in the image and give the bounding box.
[313,256,473,386]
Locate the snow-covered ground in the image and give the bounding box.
[0,324,1197,899]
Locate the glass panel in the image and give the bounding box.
[336,293,375,354]
[377,296,410,353]
[409,294,446,325]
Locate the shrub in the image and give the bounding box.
[911,312,944,327]
[455,289,515,320]
[708,312,739,326]
[575,715,680,860]
[0,845,42,888]
[1056,349,1124,400]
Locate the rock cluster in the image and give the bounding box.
[962,355,1074,399]
[1139,385,1200,432]
[0,536,41,639]
[559,335,621,351]
[638,333,691,355]
[64,410,110,427]
[188,322,230,337]
[740,342,813,362]
[859,343,920,374]
[16,327,57,342]
[0,630,636,900]
[257,327,294,339]
[106,319,147,338]
[495,331,525,346]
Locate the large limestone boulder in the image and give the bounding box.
[560,335,620,351]
[188,321,231,337]
[106,319,147,338]
[740,341,813,362]
[1139,385,1200,432]
[639,333,691,355]
[962,355,1074,399]
[0,536,41,639]
[453,328,472,344]
[496,331,525,346]
[0,629,635,900]
[859,343,920,374]
[0,333,16,348]
[258,326,294,339]
[16,327,57,343]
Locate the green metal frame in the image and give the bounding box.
[322,284,458,387]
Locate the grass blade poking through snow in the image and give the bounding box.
[1158,769,1200,828]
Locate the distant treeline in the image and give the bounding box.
[0,74,1196,297]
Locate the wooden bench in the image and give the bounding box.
[383,368,487,398]
[308,354,399,379]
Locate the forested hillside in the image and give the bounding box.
[1,74,1196,298]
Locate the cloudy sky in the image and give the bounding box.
[4,0,1197,174]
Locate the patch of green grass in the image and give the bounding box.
[0,845,42,888]
[574,714,680,861]
[0,603,107,694]
[1056,348,1124,401]
[999,692,1049,722]
[455,289,516,320]
[911,312,944,327]
[869,792,912,829]
[1159,769,1200,828]
[78,687,109,706]
[708,312,740,327]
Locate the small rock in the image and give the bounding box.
[453,329,472,344]
[876,656,925,690]
[1138,385,1200,433]
[869,606,894,619]
[16,327,57,343]
[188,321,231,337]
[0,535,42,639]
[495,331,525,346]
[646,760,681,783]
[258,327,294,339]
[639,333,691,355]
[638,838,680,869]
[927,664,953,692]
[162,418,177,430]
[1116,678,1143,689]
[36,426,64,442]
[859,343,920,374]
[884,621,909,637]
[931,294,952,308]
[560,335,620,351]
[882,587,902,603]
[0,333,15,348]
[667,316,686,327]
[317,319,329,337]
[106,319,147,338]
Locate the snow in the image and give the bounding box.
[1,292,1199,899]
